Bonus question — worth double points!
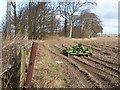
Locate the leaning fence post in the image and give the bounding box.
[25,42,38,88]
[20,45,26,88]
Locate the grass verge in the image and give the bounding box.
[31,43,65,88]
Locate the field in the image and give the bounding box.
[32,36,119,88]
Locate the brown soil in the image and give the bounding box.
[34,36,119,88]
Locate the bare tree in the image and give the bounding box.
[58,0,97,38]
[79,9,103,38]
[11,0,17,37]
[28,0,33,39]
[4,0,11,38]
[3,0,99,39]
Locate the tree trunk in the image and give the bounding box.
[5,0,11,38]
[69,19,72,38]
[28,1,32,39]
[64,18,67,37]
[13,0,17,37]
[64,4,68,37]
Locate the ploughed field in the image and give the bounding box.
[35,36,119,88]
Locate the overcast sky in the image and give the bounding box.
[0,0,119,34]
[92,0,118,34]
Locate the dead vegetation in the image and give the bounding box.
[31,42,65,88]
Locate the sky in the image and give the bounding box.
[92,0,119,34]
[0,0,119,34]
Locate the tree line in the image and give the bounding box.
[2,0,103,40]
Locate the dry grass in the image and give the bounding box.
[32,42,65,88]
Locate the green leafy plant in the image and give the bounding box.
[62,43,92,57]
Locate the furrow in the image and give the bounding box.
[46,45,100,88]
[54,44,119,72]
[72,56,119,87]
[82,56,120,77]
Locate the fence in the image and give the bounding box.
[0,35,29,89]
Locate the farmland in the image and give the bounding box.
[32,36,119,88]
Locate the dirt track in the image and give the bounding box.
[36,36,119,88]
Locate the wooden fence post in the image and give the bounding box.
[20,45,26,88]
